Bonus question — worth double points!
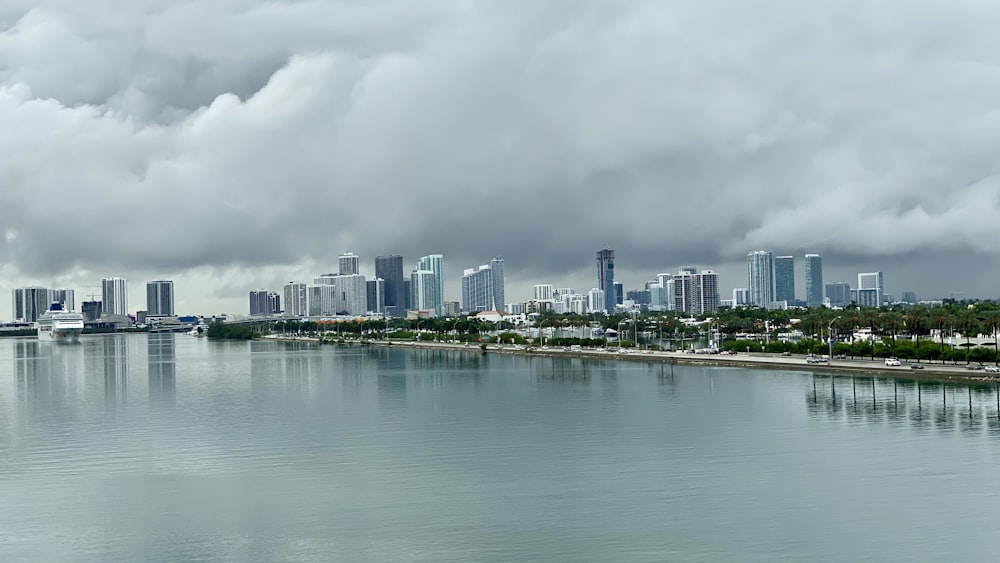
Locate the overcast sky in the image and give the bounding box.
[2,0,999,318]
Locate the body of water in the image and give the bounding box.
[1,334,999,562]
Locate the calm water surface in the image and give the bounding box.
[1,334,999,562]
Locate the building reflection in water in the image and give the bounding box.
[805,375,1000,435]
[148,333,176,404]
[103,335,129,407]
[15,340,43,406]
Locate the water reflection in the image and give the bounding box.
[148,333,176,404]
[806,375,1000,435]
[102,336,128,407]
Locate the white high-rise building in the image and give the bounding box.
[50,288,75,313]
[417,254,445,316]
[462,265,495,312]
[410,269,437,313]
[587,288,605,313]
[102,277,128,317]
[336,274,368,316]
[533,284,554,301]
[339,253,360,276]
[308,285,338,316]
[746,251,774,308]
[283,282,308,317]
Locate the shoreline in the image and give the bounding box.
[262,335,1000,385]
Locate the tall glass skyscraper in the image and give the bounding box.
[746,251,774,308]
[774,256,795,305]
[375,255,405,309]
[417,254,444,316]
[804,254,824,307]
[596,248,615,314]
[489,256,505,311]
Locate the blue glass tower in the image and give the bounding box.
[596,248,615,314]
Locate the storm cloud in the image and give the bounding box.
[2,0,999,313]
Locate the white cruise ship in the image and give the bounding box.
[36,302,84,343]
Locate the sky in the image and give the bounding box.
[1,0,999,318]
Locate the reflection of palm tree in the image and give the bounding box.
[986,312,1000,366]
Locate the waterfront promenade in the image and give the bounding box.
[263,335,1000,384]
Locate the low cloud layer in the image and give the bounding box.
[2,0,999,312]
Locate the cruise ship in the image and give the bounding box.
[36,302,84,343]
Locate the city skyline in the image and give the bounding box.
[0,247,992,321]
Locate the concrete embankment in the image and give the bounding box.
[263,335,1000,385]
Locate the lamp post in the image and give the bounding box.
[618,320,626,353]
[828,316,841,365]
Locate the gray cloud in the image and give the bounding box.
[2,0,1000,314]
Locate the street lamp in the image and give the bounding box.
[828,316,841,365]
[618,320,626,353]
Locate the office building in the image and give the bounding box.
[825,282,851,308]
[367,279,385,314]
[804,254,823,307]
[746,251,774,308]
[596,247,615,314]
[416,255,445,316]
[375,255,406,309]
[444,301,461,317]
[901,291,917,304]
[283,282,308,317]
[146,281,174,316]
[533,284,554,301]
[101,277,128,317]
[339,253,360,276]
[410,269,437,313]
[626,289,651,305]
[774,256,795,305]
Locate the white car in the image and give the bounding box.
[884,358,901,367]
[985,365,1000,373]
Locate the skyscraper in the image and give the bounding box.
[857,272,884,308]
[375,255,405,309]
[410,269,437,312]
[336,274,368,315]
[461,265,495,312]
[417,254,444,316]
[774,256,795,304]
[366,279,385,313]
[596,247,615,314]
[339,253,360,276]
[249,290,270,316]
[283,282,308,317]
[804,254,824,307]
[533,285,554,301]
[12,287,50,322]
[308,285,338,316]
[489,256,505,311]
[824,282,851,308]
[746,251,774,308]
[672,268,719,315]
[146,280,175,316]
[102,277,128,317]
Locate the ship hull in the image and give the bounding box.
[37,326,82,343]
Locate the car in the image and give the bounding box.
[781,351,792,357]
[884,358,901,367]
[966,363,985,371]
[834,354,848,360]
[986,365,1000,373]
[910,363,924,370]
[805,355,824,364]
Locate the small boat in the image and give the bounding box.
[36,302,84,343]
